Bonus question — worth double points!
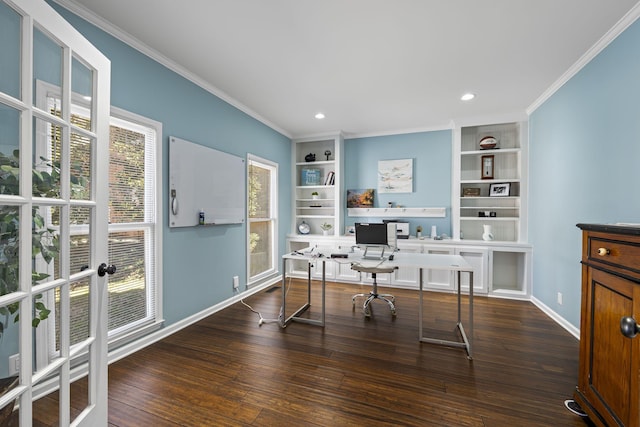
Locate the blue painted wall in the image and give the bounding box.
[49,3,292,326]
[344,131,452,236]
[529,19,640,327]
[40,2,640,336]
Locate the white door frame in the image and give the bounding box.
[0,0,111,425]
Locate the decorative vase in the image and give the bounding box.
[322,229,330,236]
[482,224,494,241]
[312,195,319,200]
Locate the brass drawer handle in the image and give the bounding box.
[597,247,611,256]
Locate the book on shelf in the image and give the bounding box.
[301,168,321,186]
[324,171,335,185]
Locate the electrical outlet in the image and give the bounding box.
[8,354,19,376]
[233,276,239,290]
[557,292,563,305]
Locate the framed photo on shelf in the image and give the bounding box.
[489,183,511,197]
[481,155,494,179]
[462,187,481,197]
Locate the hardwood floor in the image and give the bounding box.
[31,279,592,426]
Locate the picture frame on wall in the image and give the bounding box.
[481,155,494,179]
[346,188,374,208]
[489,182,510,197]
[378,159,413,193]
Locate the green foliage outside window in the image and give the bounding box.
[0,149,88,337]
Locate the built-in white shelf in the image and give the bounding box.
[347,207,446,218]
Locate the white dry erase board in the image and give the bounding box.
[169,136,245,227]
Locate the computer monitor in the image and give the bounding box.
[355,223,396,259]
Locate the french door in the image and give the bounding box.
[0,0,110,425]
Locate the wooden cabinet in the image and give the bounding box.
[575,224,640,427]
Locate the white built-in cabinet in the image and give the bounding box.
[287,119,531,300]
[453,120,528,243]
[292,134,344,237]
[285,236,531,299]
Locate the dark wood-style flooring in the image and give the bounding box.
[29,279,592,426]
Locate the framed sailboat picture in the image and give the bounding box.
[378,159,413,193]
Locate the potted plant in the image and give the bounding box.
[320,222,332,236]
[311,191,319,200]
[416,225,423,239]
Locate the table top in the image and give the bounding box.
[284,248,473,272]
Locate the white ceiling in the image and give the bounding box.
[62,0,639,138]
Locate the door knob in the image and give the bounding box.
[98,263,117,277]
[620,316,640,338]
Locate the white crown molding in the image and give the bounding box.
[341,122,454,140]
[450,111,529,129]
[527,3,640,115]
[52,0,292,139]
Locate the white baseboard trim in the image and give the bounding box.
[31,276,282,402]
[530,296,580,340]
[107,275,282,364]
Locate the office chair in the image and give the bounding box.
[350,264,398,317]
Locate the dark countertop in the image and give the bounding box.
[577,223,640,236]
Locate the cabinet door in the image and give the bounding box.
[423,246,455,291]
[286,240,313,277]
[310,258,335,280]
[335,260,360,282]
[392,246,421,289]
[455,247,488,294]
[578,267,640,427]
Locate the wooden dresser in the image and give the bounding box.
[575,224,640,427]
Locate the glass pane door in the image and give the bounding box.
[0,0,111,425]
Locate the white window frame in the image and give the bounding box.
[247,154,278,286]
[107,106,163,347]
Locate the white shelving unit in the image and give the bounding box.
[347,207,446,217]
[453,121,528,243]
[292,134,344,237]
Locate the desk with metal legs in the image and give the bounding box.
[279,251,474,358]
[279,255,326,327]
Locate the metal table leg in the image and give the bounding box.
[280,257,326,328]
[419,269,474,359]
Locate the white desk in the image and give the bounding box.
[280,250,475,359]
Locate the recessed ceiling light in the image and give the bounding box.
[461,93,475,101]
[315,113,325,119]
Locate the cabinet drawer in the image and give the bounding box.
[588,236,640,274]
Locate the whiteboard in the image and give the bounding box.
[169,136,245,227]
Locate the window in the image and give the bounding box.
[57,109,163,351]
[247,155,278,285]
[105,109,162,343]
[35,80,162,362]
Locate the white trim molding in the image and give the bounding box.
[52,0,291,138]
[527,3,640,115]
[530,295,580,340]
